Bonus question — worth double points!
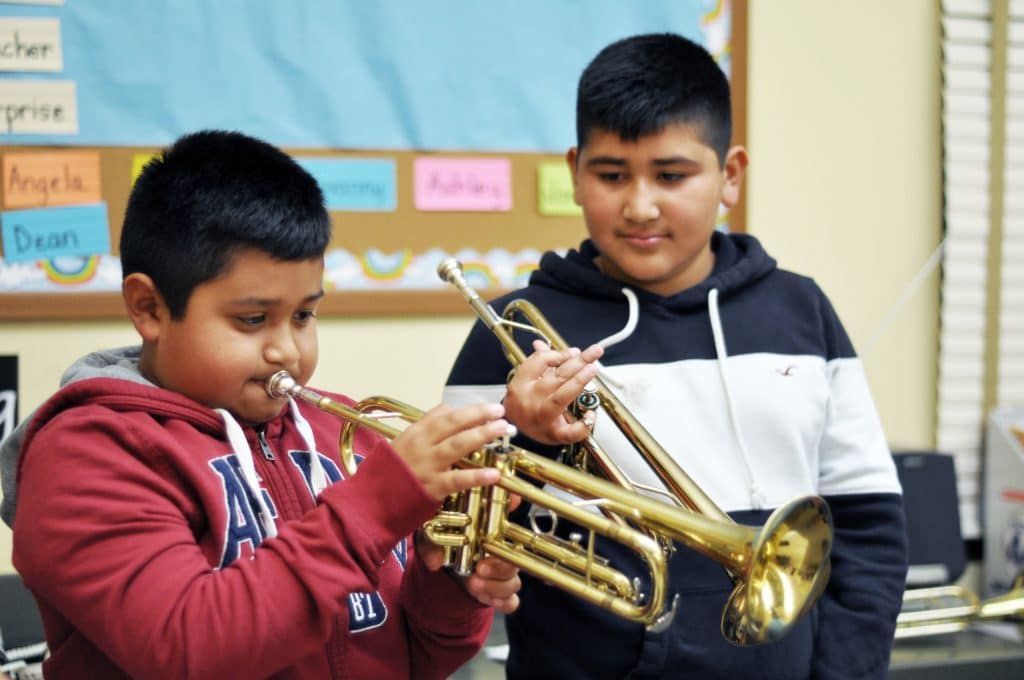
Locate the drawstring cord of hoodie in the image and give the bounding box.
[217,409,280,538]
[216,401,328,539]
[591,287,638,390]
[707,289,764,510]
[585,286,765,511]
[288,399,331,496]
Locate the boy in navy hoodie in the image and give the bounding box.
[444,33,908,679]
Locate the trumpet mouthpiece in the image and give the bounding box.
[437,258,463,283]
[265,371,296,398]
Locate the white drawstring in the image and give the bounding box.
[216,409,279,538]
[584,285,764,509]
[707,289,764,510]
[592,288,640,389]
[288,398,331,495]
[594,288,640,350]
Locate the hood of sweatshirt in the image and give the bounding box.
[530,231,777,310]
[0,345,323,532]
[1,346,151,526]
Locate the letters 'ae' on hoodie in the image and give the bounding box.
[3,346,492,680]
[444,233,909,680]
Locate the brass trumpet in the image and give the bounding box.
[438,258,834,645]
[266,371,676,631]
[895,572,1024,639]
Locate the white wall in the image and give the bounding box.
[0,0,942,574]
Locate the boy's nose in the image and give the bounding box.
[265,326,301,366]
[622,183,660,222]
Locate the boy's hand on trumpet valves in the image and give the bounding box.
[504,340,604,445]
[390,402,509,501]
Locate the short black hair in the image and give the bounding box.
[120,130,330,318]
[576,33,732,165]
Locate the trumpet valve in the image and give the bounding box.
[576,383,600,411]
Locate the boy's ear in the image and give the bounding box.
[720,145,749,209]
[122,273,166,341]
[566,147,581,205]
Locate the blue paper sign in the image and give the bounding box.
[1,202,110,263]
[0,3,718,152]
[296,158,397,211]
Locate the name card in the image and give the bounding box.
[414,157,511,211]
[297,157,396,211]
[0,79,77,135]
[0,18,62,72]
[1,202,110,263]
[131,153,158,184]
[2,150,101,208]
[537,161,582,216]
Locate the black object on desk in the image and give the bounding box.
[893,451,967,587]
[0,573,46,671]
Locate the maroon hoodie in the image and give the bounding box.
[12,370,491,679]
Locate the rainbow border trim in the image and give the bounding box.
[358,249,413,281]
[39,256,101,285]
[459,261,499,288]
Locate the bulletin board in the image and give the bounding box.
[0,0,747,320]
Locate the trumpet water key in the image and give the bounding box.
[437,258,835,645]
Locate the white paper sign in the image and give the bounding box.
[0,79,77,134]
[0,18,62,72]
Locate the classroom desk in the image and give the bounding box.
[889,626,1024,680]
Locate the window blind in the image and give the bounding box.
[938,0,994,539]
[1001,3,1024,410]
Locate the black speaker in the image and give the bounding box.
[892,451,966,586]
[0,573,46,671]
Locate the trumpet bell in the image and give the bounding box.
[721,496,833,644]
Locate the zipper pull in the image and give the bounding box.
[257,427,275,460]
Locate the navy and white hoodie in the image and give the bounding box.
[443,233,908,680]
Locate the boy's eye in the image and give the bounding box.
[294,309,317,323]
[659,172,685,182]
[598,171,624,182]
[237,314,266,326]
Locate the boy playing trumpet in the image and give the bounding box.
[1,130,519,679]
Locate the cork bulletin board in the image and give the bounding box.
[0,0,746,320]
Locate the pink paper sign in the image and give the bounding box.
[413,157,511,211]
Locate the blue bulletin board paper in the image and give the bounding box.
[1,202,110,263]
[296,157,397,211]
[0,0,727,152]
